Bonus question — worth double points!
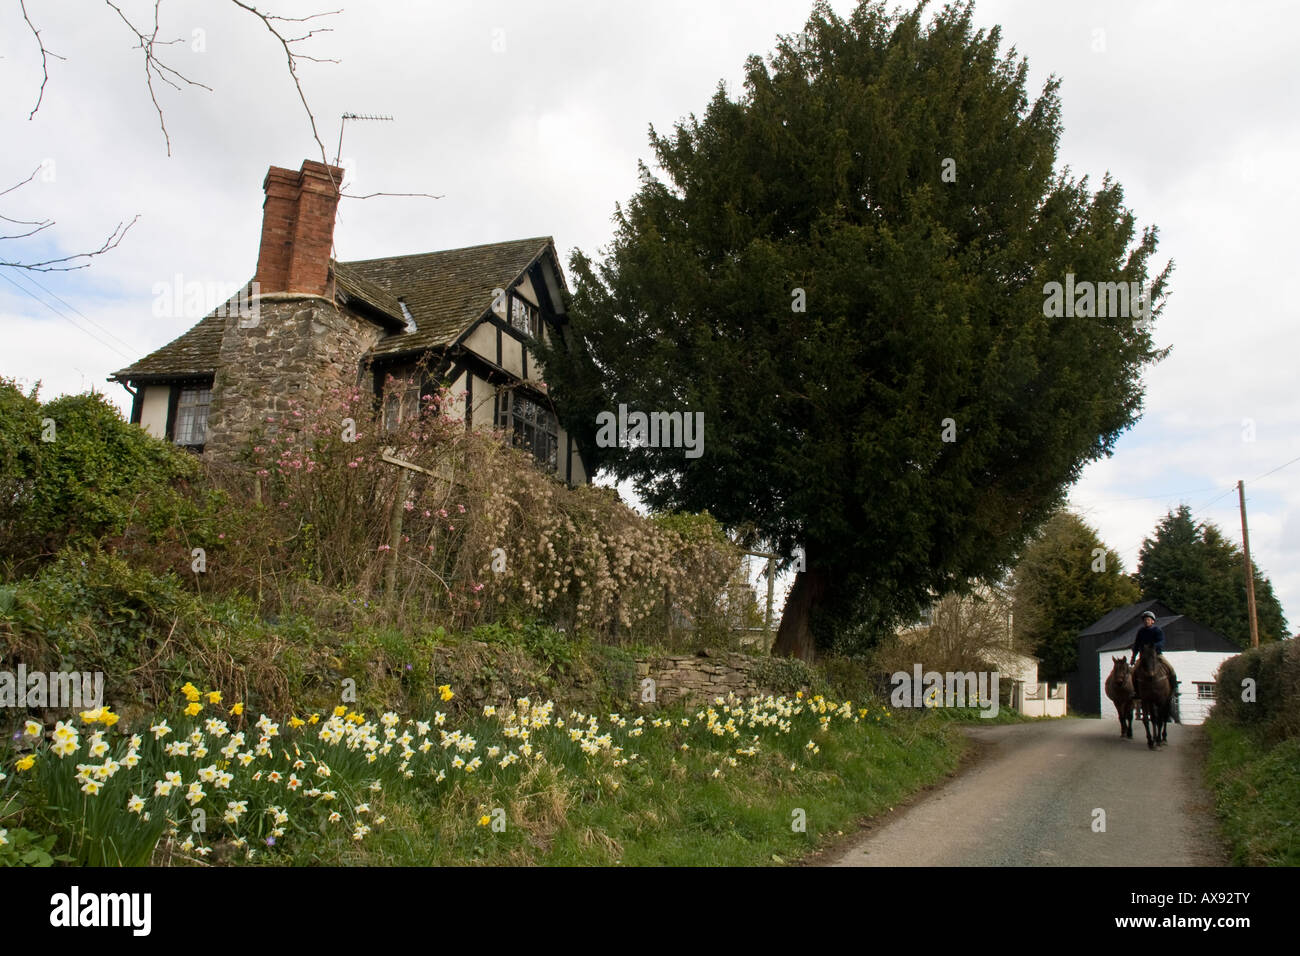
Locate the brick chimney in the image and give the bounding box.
[254,159,343,297]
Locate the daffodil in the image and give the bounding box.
[127,794,145,814]
[23,720,42,738]
[15,754,36,772]
[184,701,202,717]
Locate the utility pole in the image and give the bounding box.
[1238,480,1261,648]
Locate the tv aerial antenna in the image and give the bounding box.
[333,112,393,167]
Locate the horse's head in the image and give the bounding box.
[1111,656,1131,679]
[1135,643,1161,677]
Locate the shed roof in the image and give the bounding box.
[1079,599,1175,638]
[1096,615,1242,654]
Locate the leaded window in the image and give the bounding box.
[510,295,540,338]
[173,386,211,447]
[509,394,558,473]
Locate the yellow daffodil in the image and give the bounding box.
[478,814,491,826]
[15,754,36,772]
[184,701,202,717]
[438,684,455,702]
[231,702,244,716]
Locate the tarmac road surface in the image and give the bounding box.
[828,718,1227,867]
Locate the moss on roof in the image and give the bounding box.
[110,237,555,382]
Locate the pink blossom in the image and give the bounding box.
[472,582,484,593]
[457,504,466,514]
[377,544,392,552]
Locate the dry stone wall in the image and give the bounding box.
[634,650,795,707]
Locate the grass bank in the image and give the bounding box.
[1,683,968,867]
[1203,718,1300,866]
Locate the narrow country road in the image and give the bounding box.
[828,719,1228,867]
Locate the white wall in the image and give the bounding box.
[139,385,169,439]
[1097,650,1235,726]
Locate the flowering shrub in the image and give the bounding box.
[192,373,742,644]
[0,682,888,865]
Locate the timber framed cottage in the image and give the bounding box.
[109,159,589,485]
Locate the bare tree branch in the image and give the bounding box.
[0,167,42,199]
[19,0,66,120]
[0,215,139,272]
[228,1,342,163]
[342,191,445,201]
[103,0,214,155]
[7,1,342,271]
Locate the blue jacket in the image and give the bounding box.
[1131,623,1165,660]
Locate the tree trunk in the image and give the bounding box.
[771,566,829,661]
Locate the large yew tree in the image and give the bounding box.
[539,1,1171,659]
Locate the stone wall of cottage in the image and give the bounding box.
[204,295,383,462]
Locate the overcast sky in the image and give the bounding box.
[2,0,1296,631]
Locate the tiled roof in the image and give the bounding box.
[109,294,237,381]
[332,263,407,328]
[343,237,553,357]
[110,238,555,381]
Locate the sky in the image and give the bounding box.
[1,0,1297,632]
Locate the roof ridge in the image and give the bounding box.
[341,236,552,267]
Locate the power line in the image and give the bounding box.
[0,270,137,363]
[1249,452,1300,484]
[11,268,142,355]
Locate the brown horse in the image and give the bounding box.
[1132,645,1173,749]
[1104,656,1135,739]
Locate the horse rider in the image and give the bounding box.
[1131,610,1180,723]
